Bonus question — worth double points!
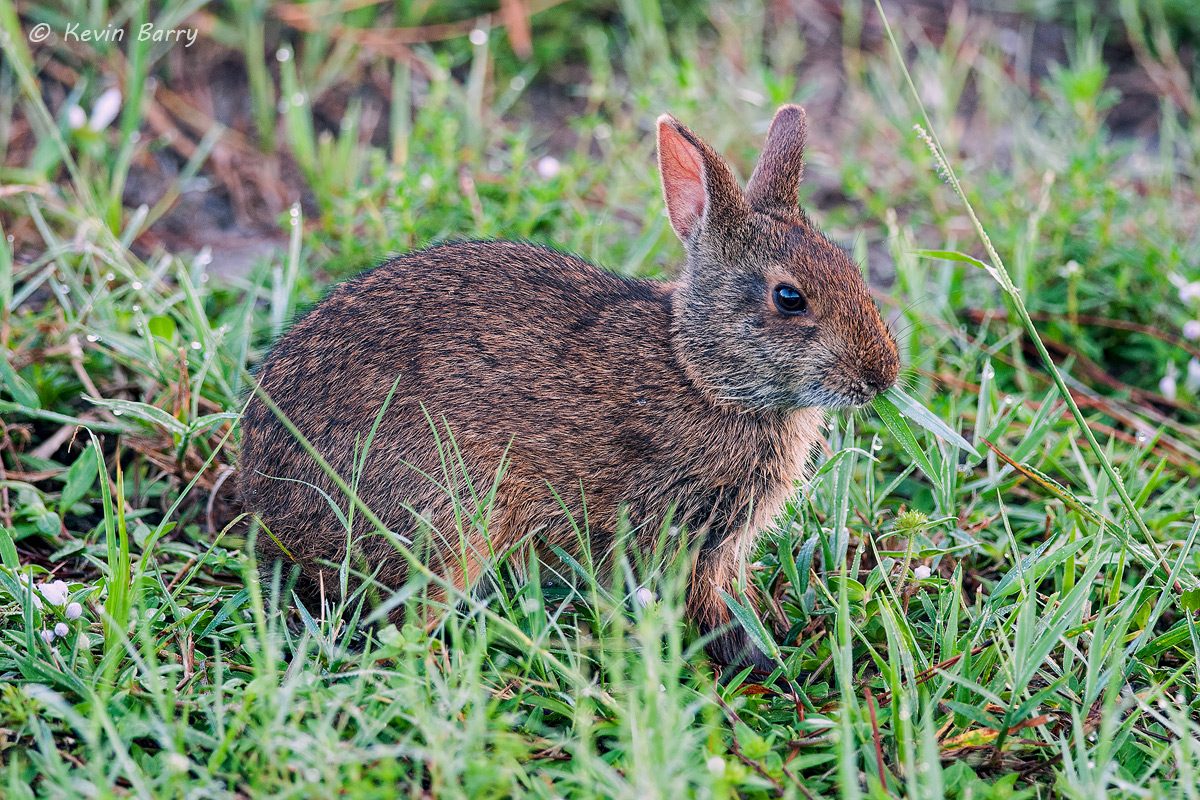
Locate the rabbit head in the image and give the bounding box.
[658,105,899,410]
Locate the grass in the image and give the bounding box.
[3,0,1200,797]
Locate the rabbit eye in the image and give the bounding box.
[772,284,808,315]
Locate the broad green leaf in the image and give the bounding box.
[86,397,188,436]
[0,526,18,570]
[873,392,938,482]
[0,356,39,408]
[884,386,979,457]
[187,412,241,438]
[58,443,98,514]
[719,589,782,667]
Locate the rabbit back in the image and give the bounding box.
[239,240,822,605]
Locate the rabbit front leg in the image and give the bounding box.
[687,543,776,674]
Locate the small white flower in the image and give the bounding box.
[635,587,656,608]
[706,756,726,776]
[1181,283,1200,304]
[54,622,69,638]
[1160,370,1178,401]
[67,105,87,130]
[418,173,435,191]
[21,578,70,610]
[1059,260,1081,279]
[167,752,189,772]
[40,629,56,644]
[536,156,561,179]
[913,565,932,580]
[1184,320,1200,340]
[88,87,123,132]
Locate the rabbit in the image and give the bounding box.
[238,104,900,672]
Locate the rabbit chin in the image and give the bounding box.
[788,383,879,410]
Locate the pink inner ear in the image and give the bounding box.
[658,123,707,240]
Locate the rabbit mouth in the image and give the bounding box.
[789,383,877,410]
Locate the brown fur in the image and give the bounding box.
[238,105,899,671]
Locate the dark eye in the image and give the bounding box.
[772,284,808,315]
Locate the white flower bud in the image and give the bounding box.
[40,629,56,644]
[1186,358,1200,393]
[1160,373,1178,401]
[65,602,83,620]
[89,87,123,132]
[54,622,69,638]
[37,580,70,607]
[536,156,561,179]
[67,105,87,130]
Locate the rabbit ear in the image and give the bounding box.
[657,114,747,242]
[745,104,807,216]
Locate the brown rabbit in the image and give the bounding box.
[238,105,899,671]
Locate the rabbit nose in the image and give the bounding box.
[865,360,898,394]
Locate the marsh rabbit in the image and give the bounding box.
[239,105,900,671]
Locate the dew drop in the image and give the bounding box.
[510,75,526,91]
[1136,432,1148,444]
[982,365,995,379]
[190,341,202,350]
[112,409,123,416]
[131,281,143,290]
[276,47,291,62]
[1003,395,1015,405]
[86,334,100,342]
[105,272,115,281]
[291,92,305,107]
[131,304,141,312]
[469,28,487,46]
